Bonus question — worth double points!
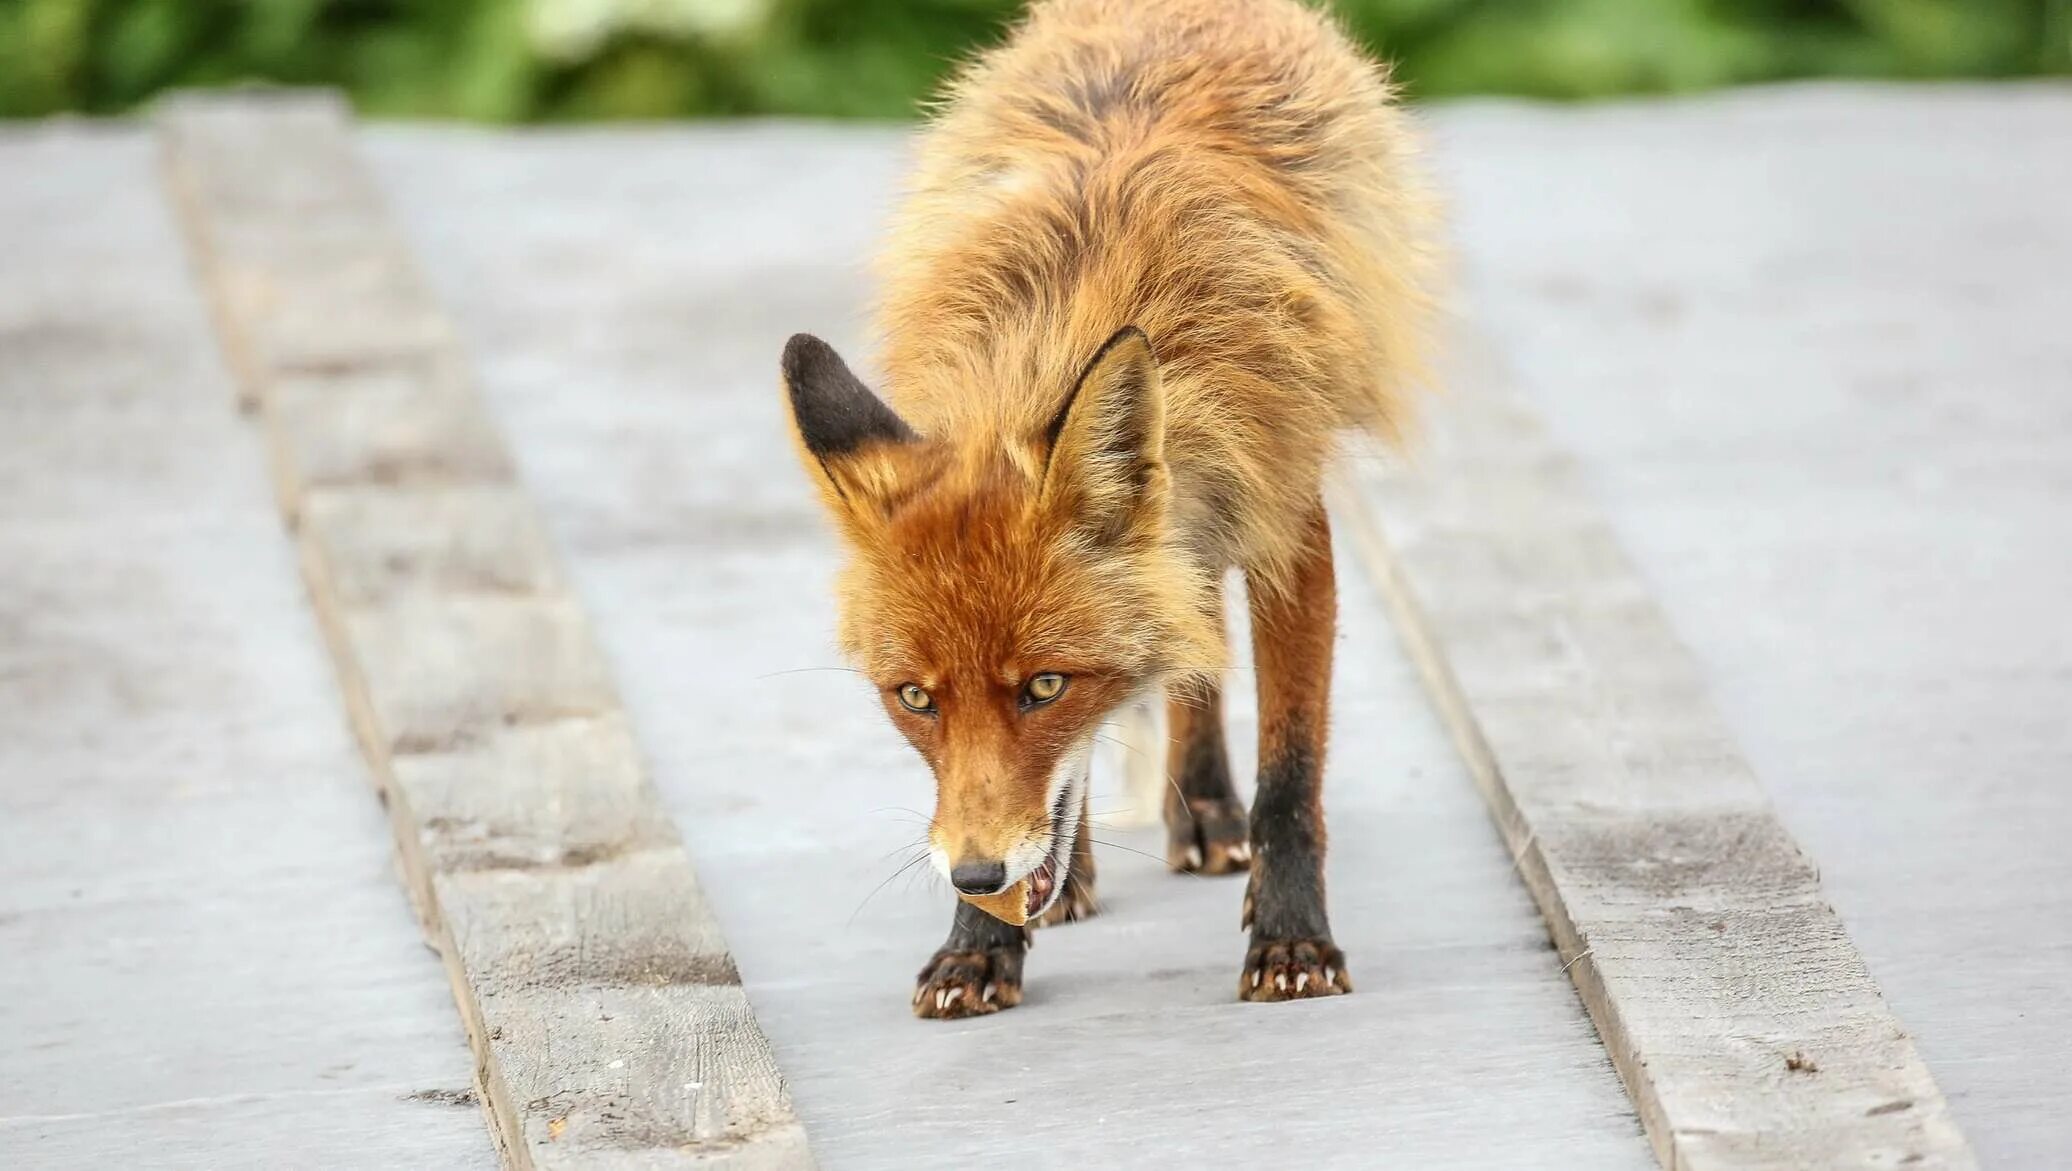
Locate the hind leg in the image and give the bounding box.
[1165,668,1252,875]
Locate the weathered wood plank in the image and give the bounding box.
[1330,332,1976,1170]
[268,362,515,503]
[0,121,494,1171]
[158,92,813,1170]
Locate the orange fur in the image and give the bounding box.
[878,0,1438,592]
[782,0,1437,938]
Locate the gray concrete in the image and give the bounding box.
[1429,85,2072,1170]
[0,125,495,1170]
[368,126,1653,1168]
[5,83,2063,1169]
[366,85,2072,1166]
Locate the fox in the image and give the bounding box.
[780,0,1436,1018]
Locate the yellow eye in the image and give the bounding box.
[1023,673,1067,706]
[896,684,935,714]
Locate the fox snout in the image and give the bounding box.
[948,859,1008,896]
[929,804,1078,926]
[922,746,1093,925]
[927,803,1061,891]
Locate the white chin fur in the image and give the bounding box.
[1025,748,1090,916]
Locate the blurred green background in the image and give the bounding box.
[3,0,2067,121]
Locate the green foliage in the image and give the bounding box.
[1,0,2064,120]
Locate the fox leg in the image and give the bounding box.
[1164,680,1253,875]
[916,795,1093,1014]
[1163,574,1251,874]
[1034,795,1099,926]
[1238,501,1349,1001]
[914,902,1029,1019]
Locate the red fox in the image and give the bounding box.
[781,0,1436,1018]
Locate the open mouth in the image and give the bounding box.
[1024,835,1066,919]
[1023,772,1080,920]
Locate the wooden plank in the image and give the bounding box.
[157,92,813,1171]
[0,122,493,1171]
[1329,331,1976,1170]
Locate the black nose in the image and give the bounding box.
[950,859,1007,895]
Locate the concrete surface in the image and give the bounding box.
[3,82,2064,1170]
[365,84,2072,1166]
[0,126,495,1170]
[368,126,1655,1168]
[1430,85,2072,1169]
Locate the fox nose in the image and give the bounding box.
[950,859,1008,895]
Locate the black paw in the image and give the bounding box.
[913,944,1024,1019]
[1239,936,1351,1002]
[1167,797,1252,875]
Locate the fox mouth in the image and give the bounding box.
[1023,771,1081,920]
[1024,832,1066,919]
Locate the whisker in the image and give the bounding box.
[1162,772,1190,818]
[1086,813,1157,831]
[754,665,867,681]
[1086,836,1190,869]
[876,838,931,861]
[904,858,945,900]
[849,851,932,925]
[868,805,936,830]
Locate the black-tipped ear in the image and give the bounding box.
[1042,325,1165,543]
[782,333,915,460]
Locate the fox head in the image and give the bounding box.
[781,326,1222,923]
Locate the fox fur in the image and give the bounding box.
[781,0,1437,1017]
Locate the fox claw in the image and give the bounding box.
[1240,936,1351,1003]
[914,945,1023,1020]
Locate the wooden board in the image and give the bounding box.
[1329,331,1976,1170]
[0,122,493,1171]
[157,92,812,1171]
[1429,92,2072,1168]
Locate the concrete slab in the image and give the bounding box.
[0,124,494,1171]
[367,124,1653,1168]
[1429,84,2072,1168]
[10,81,2057,1169]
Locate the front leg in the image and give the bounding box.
[914,900,1029,1019]
[1240,501,1350,1001]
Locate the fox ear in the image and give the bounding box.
[782,333,918,509]
[1042,325,1166,544]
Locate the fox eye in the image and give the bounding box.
[896,684,935,714]
[1022,673,1068,707]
